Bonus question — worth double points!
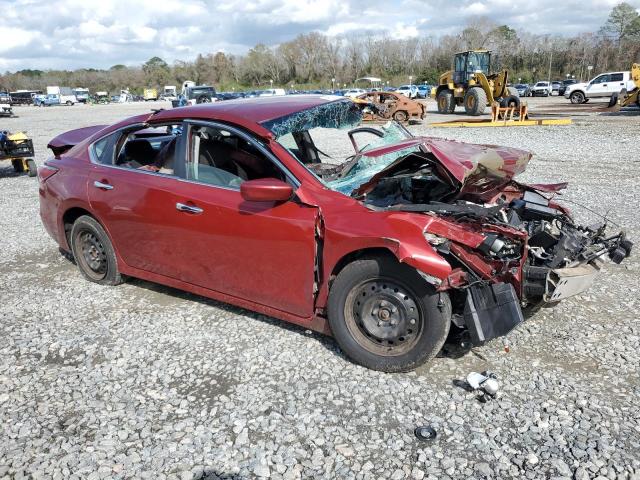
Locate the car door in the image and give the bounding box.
[87,124,191,279]
[608,73,625,94]
[163,120,318,318]
[586,74,609,97]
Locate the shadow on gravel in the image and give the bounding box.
[0,165,27,178]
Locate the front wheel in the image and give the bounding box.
[70,215,124,285]
[26,159,37,177]
[436,90,455,114]
[327,255,451,372]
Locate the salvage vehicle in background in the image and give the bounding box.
[46,86,77,105]
[38,96,632,372]
[355,91,425,122]
[531,81,552,96]
[9,90,42,105]
[344,88,367,98]
[34,94,67,107]
[565,70,634,104]
[551,81,561,95]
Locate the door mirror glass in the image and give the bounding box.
[240,178,293,202]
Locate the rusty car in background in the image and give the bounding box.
[38,96,632,372]
[355,91,425,123]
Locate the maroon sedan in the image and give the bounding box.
[38,96,631,372]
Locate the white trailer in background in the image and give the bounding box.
[163,85,177,101]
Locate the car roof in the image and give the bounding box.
[149,94,350,137]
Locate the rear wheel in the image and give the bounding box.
[464,87,487,116]
[570,91,585,104]
[11,159,24,173]
[436,90,455,114]
[26,159,37,177]
[327,255,451,372]
[70,215,123,285]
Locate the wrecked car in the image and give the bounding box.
[354,91,426,123]
[38,95,632,372]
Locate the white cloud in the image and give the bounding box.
[0,0,638,70]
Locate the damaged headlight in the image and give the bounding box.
[424,232,448,246]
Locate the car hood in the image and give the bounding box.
[328,137,531,197]
[566,82,586,92]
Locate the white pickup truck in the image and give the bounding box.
[564,71,635,104]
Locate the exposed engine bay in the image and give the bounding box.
[305,125,632,344]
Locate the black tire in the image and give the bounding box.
[463,87,487,116]
[507,86,520,98]
[26,159,37,177]
[11,159,24,173]
[392,110,409,122]
[70,215,123,286]
[327,255,451,372]
[570,91,585,104]
[500,94,521,110]
[66,101,72,106]
[436,90,455,114]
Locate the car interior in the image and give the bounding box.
[187,125,286,188]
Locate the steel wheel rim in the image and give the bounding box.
[76,230,107,280]
[345,278,423,356]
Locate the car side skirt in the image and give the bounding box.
[118,263,333,336]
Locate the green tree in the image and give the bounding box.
[600,2,640,42]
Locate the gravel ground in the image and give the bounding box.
[1,98,639,480]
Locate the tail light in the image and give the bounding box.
[38,163,59,183]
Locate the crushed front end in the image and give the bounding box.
[324,132,633,345]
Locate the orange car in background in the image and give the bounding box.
[356,91,425,122]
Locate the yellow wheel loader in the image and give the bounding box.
[608,63,640,110]
[432,50,519,116]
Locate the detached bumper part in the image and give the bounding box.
[463,283,524,345]
[544,263,599,302]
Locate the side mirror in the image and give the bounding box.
[240,178,293,202]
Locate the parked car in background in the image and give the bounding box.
[9,90,42,105]
[531,81,552,97]
[558,79,576,96]
[38,95,631,372]
[183,85,217,104]
[34,94,64,107]
[564,71,634,104]
[514,84,531,97]
[551,82,562,95]
[395,85,419,99]
[416,85,432,99]
[259,89,287,97]
[356,91,426,122]
[344,88,367,98]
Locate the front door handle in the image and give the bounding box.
[93,180,113,190]
[602,84,608,87]
[176,202,203,214]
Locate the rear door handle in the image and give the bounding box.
[93,180,113,190]
[176,202,203,214]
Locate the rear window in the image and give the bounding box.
[610,73,623,82]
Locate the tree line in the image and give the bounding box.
[1,3,638,94]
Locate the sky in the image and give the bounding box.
[0,0,637,71]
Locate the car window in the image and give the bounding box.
[186,123,287,189]
[92,132,119,165]
[112,124,182,175]
[610,73,623,82]
[592,75,610,84]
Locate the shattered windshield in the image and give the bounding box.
[261,98,362,137]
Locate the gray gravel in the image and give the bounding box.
[1,99,639,479]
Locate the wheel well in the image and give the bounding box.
[330,248,397,281]
[435,85,450,97]
[62,207,93,245]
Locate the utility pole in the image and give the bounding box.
[547,49,553,83]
